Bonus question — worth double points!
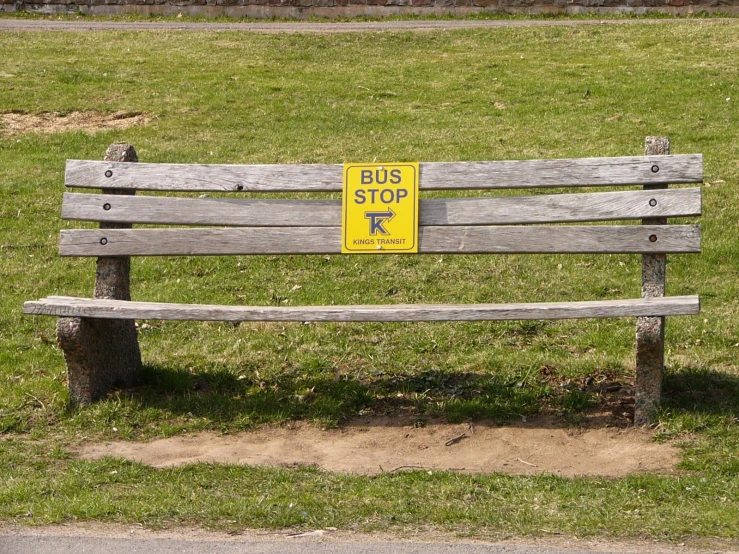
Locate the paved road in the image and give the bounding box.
[0,17,735,33]
[0,536,570,554]
[0,535,732,554]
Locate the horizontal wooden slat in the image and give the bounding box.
[61,188,702,227]
[58,225,701,256]
[65,155,703,192]
[63,195,340,226]
[23,295,700,322]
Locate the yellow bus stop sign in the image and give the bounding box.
[342,163,420,254]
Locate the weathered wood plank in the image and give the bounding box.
[63,195,341,226]
[24,295,700,322]
[65,155,703,192]
[58,225,701,257]
[61,188,702,227]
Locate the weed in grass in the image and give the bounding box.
[559,389,599,414]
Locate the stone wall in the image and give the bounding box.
[2,0,738,19]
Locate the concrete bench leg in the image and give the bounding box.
[57,143,142,406]
[635,136,670,426]
[57,316,141,405]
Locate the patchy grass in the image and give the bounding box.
[1,437,738,539]
[0,23,738,540]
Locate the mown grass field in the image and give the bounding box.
[1,22,738,540]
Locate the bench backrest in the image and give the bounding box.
[59,155,703,257]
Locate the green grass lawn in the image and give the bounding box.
[1,23,738,540]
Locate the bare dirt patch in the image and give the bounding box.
[0,111,150,136]
[78,416,678,477]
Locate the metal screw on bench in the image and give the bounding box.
[56,143,142,406]
[635,136,669,426]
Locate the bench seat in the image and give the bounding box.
[25,295,700,322]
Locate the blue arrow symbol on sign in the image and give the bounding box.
[365,208,396,236]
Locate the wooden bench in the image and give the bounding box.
[24,138,703,425]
